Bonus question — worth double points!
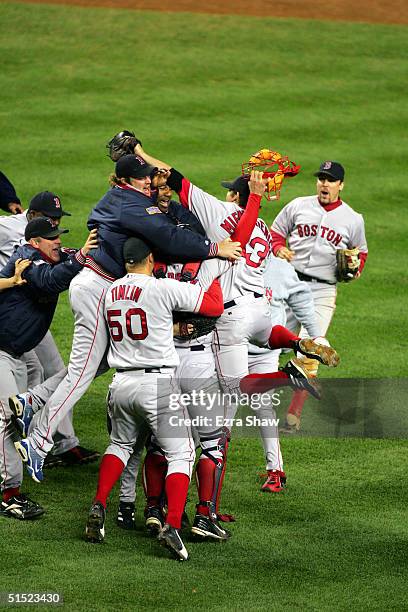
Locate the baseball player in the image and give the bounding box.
[221,178,322,490]
[14,154,242,484]
[270,160,368,429]
[117,174,265,539]
[133,144,338,398]
[0,218,97,519]
[0,170,23,215]
[85,236,224,561]
[0,191,98,467]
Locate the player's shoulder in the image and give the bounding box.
[0,211,27,228]
[339,200,365,222]
[279,195,315,213]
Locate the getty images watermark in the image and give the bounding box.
[167,389,282,429]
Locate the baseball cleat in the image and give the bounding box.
[191,513,231,540]
[0,494,45,520]
[286,413,301,431]
[261,470,287,493]
[43,447,100,469]
[157,524,189,561]
[295,338,339,367]
[9,394,34,439]
[43,454,64,469]
[14,439,45,483]
[282,360,321,400]
[145,505,165,535]
[58,446,100,466]
[181,511,190,530]
[116,501,136,530]
[85,501,106,543]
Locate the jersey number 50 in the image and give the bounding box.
[107,308,148,342]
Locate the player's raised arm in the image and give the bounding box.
[0,258,31,290]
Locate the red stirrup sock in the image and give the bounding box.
[287,389,309,419]
[268,325,300,349]
[143,453,168,506]
[165,473,190,529]
[3,487,20,502]
[240,371,291,395]
[94,454,125,508]
[196,458,216,516]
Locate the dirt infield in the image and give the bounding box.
[10,0,408,25]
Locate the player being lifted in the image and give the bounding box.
[123,137,340,397]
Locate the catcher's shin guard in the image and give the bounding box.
[196,427,230,522]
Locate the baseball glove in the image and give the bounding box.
[336,247,360,282]
[174,312,219,340]
[106,130,142,162]
[241,149,300,201]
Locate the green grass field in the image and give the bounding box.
[1,2,407,610]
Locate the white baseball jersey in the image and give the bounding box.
[164,259,232,349]
[0,211,28,267]
[272,196,368,283]
[179,179,273,299]
[105,273,204,370]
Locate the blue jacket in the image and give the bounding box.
[87,186,213,279]
[0,171,21,212]
[0,244,84,356]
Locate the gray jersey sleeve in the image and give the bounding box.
[349,213,368,252]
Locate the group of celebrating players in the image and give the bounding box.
[0,133,367,561]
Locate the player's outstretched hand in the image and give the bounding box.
[152,169,171,188]
[276,246,295,262]
[217,237,242,261]
[8,202,24,215]
[13,258,31,285]
[249,170,266,196]
[81,229,98,256]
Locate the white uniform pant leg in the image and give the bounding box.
[28,368,68,409]
[29,269,110,456]
[23,351,44,387]
[248,350,283,472]
[297,284,337,376]
[34,331,78,454]
[0,352,27,491]
[299,284,337,339]
[110,372,195,479]
[177,346,225,435]
[118,424,149,504]
[214,296,273,393]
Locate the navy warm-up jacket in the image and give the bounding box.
[0,171,21,212]
[0,244,84,356]
[87,186,214,279]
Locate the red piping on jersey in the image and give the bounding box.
[230,194,262,247]
[318,198,342,212]
[270,229,287,256]
[179,178,192,210]
[39,287,107,450]
[199,278,223,317]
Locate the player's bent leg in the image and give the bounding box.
[191,428,231,541]
[29,272,111,460]
[117,428,147,531]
